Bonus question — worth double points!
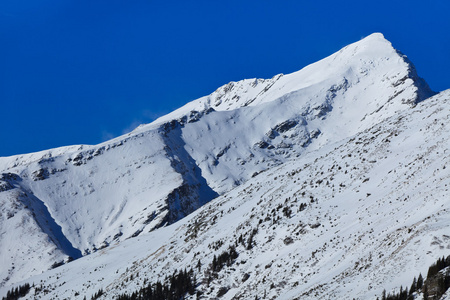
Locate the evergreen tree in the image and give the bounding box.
[409,277,417,295]
[212,255,217,272]
[417,273,424,290]
[423,283,428,300]
[438,276,447,298]
[197,259,202,271]
[400,286,408,300]
[2,283,31,300]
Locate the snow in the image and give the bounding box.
[0,34,447,299]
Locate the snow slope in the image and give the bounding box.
[2,88,448,300]
[0,33,439,293]
[148,32,434,193]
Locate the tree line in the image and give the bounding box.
[380,255,450,300]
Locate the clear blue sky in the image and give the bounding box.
[1,0,449,156]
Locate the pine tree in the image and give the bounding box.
[423,283,428,300]
[438,276,446,297]
[417,273,424,290]
[409,277,417,295]
[197,259,202,271]
[401,286,408,300]
[212,255,217,272]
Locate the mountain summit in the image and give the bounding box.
[0,34,446,300]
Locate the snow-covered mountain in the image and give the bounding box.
[1,33,447,299]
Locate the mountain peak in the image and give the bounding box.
[0,34,441,294]
[360,32,387,42]
[149,33,432,128]
[344,32,392,53]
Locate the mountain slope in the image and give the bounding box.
[2,88,448,299]
[0,33,437,290]
[148,32,434,192]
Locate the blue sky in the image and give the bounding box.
[1,0,449,156]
